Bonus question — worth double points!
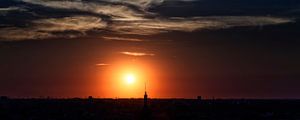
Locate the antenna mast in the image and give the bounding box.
[145,81,146,93]
[144,79,148,108]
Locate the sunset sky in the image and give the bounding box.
[0,0,300,98]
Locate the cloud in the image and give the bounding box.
[0,27,53,41]
[110,18,218,35]
[0,6,27,15]
[0,16,107,40]
[0,6,26,12]
[0,0,295,41]
[96,63,110,66]
[22,0,147,21]
[104,0,164,9]
[110,16,293,35]
[102,36,145,42]
[33,16,107,32]
[121,52,155,57]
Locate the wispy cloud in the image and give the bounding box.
[104,0,164,9]
[121,52,155,57]
[0,27,53,41]
[0,7,26,15]
[0,6,27,16]
[102,36,145,42]
[0,0,295,41]
[22,0,147,21]
[96,63,110,66]
[33,16,107,33]
[111,16,293,35]
[0,16,107,40]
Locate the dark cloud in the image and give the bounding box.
[0,0,296,41]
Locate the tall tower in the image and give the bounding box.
[144,82,148,108]
[142,81,150,120]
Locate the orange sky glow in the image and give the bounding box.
[96,59,162,98]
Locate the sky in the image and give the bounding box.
[0,0,300,98]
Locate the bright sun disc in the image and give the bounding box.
[124,74,135,84]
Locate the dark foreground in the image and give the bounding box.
[1,98,300,120]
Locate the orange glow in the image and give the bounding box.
[97,59,160,98]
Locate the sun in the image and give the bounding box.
[124,74,136,85]
[98,60,159,98]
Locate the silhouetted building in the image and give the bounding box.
[88,96,94,103]
[88,96,93,100]
[197,96,202,100]
[0,96,8,100]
